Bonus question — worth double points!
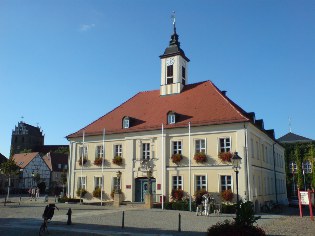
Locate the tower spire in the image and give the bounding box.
[171,11,176,34]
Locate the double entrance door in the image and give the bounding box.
[135,178,156,202]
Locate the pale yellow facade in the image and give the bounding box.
[67,121,287,209]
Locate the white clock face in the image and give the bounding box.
[166,57,175,66]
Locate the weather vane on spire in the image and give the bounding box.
[171,11,176,32]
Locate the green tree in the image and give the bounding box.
[20,149,32,154]
[33,173,41,186]
[0,158,20,200]
[295,145,304,189]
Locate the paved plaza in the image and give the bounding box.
[0,195,315,235]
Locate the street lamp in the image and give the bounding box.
[231,152,242,210]
[115,171,122,193]
[147,170,152,195]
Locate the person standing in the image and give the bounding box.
[31,188,36,201]
[36,187,40,199]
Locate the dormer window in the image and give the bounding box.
[168,112,176,124]
[123,117,130,129]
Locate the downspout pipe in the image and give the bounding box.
[273,143,278,203]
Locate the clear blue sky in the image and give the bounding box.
[1,0,314,157]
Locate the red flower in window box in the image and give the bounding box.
[220,189,234,202]
[78,157,87,166]
[94,157,103,166]
[219,152,233,162]
[112,155,123,166]
[171,153,183,164]
[194,152,207,163]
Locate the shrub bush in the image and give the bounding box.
[207,220,266,236]
[171,189,184,202]
[221,189,234,202]
[194,188,208,198]
[221,203,236,213]
[78,157,87,166]
[164,201,196,211]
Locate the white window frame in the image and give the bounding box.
[219,137,231,153]
[123,117,130,129]
[289,161,297,173]
[94,176,102,190]
[303,161,312,174]
[142,143,150,160]
[172,141,182,155]
[220,175,232,192]
[168,113,176,124]
[114,144,123,157]
[79,146,88,158]
[58,164,62,169]
[195,139,206,154]
[95,145,104,159]
[112,177,121,192]
[172,175,183,190]
[195,175,207,191]
[77,176,86,190]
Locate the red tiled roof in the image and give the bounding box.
[67,81,250,138]
[12,152,39,169]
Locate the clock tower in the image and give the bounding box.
[159,18,190,96]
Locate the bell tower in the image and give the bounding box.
[160,13,190,96]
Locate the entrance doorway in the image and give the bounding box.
[135,178,156,202]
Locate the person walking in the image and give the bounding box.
[31,188,36,201]
[36,187,40,199]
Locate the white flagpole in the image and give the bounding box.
[101,128,105,206]
[80,130,85,204]
[161,123,164,210]
[189,122,191,212]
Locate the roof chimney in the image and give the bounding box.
[221,90,227,96]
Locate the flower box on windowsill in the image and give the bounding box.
[78,157,87,166]
[94,157,103,166]
[112,155,123,166]
[219,152,233,163]
[171,153,183,164]
[194,152,207,163]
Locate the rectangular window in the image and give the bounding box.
[256,142,259,160]
[114,144,122,157]
[250,139,254,158]
[112,177,121,192]
[58,164,61,169]
[182,66,186,85]
[195,139,206,153]
[94,177,102,189]
[219,137,231,153]
[123,119,129,129]
[77,176,86,190]
[289,162,297,173]
[167,65,173,84]
[172,176,183,190]
[262,144,265,162]
[172,141,182,154]
[96,145,104,159]
[303,161,312,174]
[220,175,232,191]
[195,175,206,191]
[64,164,68,170]
[168,114,176,124]
[142,143,150,160]
[79,146,88,158]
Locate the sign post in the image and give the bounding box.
[298,188,314,221]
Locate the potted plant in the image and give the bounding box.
[221,189,234,202]
[219,152,233,162]
[78,157,87,166]
[171,153,183,164]
[94,157,103,166]
[194,152,207,163]
[112,155,123,165]
[93,187,102,198]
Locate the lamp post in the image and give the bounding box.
[147,170,152,195]
[231,152,242,211]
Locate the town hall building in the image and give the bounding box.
[67,22,287,210]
